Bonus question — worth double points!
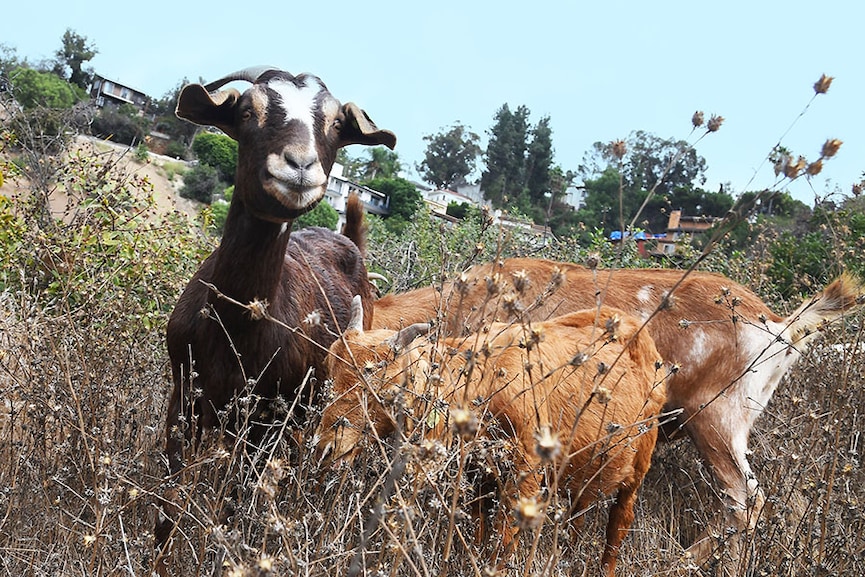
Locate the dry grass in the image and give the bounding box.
[1,253,862,576]
[2,73,863,576]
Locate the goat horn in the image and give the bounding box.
[367,272,389,283]
[347,295,364,333]
[203,65,285,92]
[386,323,431,352]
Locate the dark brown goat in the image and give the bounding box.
[155,67,395,567]
[372,257,864,563]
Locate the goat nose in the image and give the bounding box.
[284,150,318,172]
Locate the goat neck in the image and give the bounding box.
[208,197,292,314]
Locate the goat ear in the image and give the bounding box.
[339,102,397,150]
[385,323,431,352]
[176,84,242,139]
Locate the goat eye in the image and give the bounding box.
[240,109,253,121]
[333,118,343,131]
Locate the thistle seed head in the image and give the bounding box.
[707,115,724,133]
[534,426,562,462]
[511,269,531,294]
[821,139,842,159]
[247,298,268,321]
[813,73,833,95]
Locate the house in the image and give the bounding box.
[653,209,721,255]
[89,74,150,111]
[424,188,478,216]
[325,163,391,229]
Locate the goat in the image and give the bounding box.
[156,67,395,566]
[371,257,864,561]
[317,298,667,575]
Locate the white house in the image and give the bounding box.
[325,163,391,229]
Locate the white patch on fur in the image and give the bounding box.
[636,285,653,304]
[686,327,709,365]
[270,77,321,150]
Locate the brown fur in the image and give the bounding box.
[317,306,667,576]
[371,258,864,562]
[156,68,395,571]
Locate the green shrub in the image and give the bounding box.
[293,200,338,231]
[180,163,222,204]
[89,104,151,146]
[191,131,237,183]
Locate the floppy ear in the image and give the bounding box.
[385,323,431,352]
[176,84,242,139]
[339,102,397,150]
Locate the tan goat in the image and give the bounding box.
[372,257,864,561]
[317,298,667,576]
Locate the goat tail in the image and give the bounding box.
[784,272,864,346]
[341,192,367,256]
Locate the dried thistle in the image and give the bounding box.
[513,495,544,529]
[511,269,531,294]
[821,138,842,159]
[611,139,627,159]
[486,272,504,296]
[247,298,269,320]
[585,252,600,270]
[450,406,478,439]
[784,156,807,179]
[813,73,833,95]
[594,385,613,404]
[521,326,544,351]
[604,314,621,339]
[303,309,322,326]
[456,271,471,296]
[534,426,562,462]
[570,351,589,367]
[706,115,724,133]
[502,293,525,317]
[806,159,823,176]
[691,110,705,128]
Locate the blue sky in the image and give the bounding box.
[5,1,863,205]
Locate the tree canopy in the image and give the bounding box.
[417,123,481,189]
[53,29,97,90]
[8,66,82,109]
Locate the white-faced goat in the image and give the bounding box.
[317,299,667,576]
[371,257,864,562]
[155,67,395,562]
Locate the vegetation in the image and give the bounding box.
[179,162,222,204]
[191,131,238,183]
[1,35,864,576]
[418,123,481,189]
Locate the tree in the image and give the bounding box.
[524,116,554,204]
[293,200,339,230]
[360,147,401,181]
[8,66,82,109]
[417,123,481,189]
[180,163,222,204]
[577,130,711,232]
[90,103,151,146]
[53,29,97,90]
[192,131,238,183]
[365,176,422,232]
[481,103,530,207]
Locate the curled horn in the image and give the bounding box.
[346,295,365,333]
[386,323,431,352]
[203,65,285,92]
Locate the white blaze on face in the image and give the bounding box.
[270,77,322,153]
